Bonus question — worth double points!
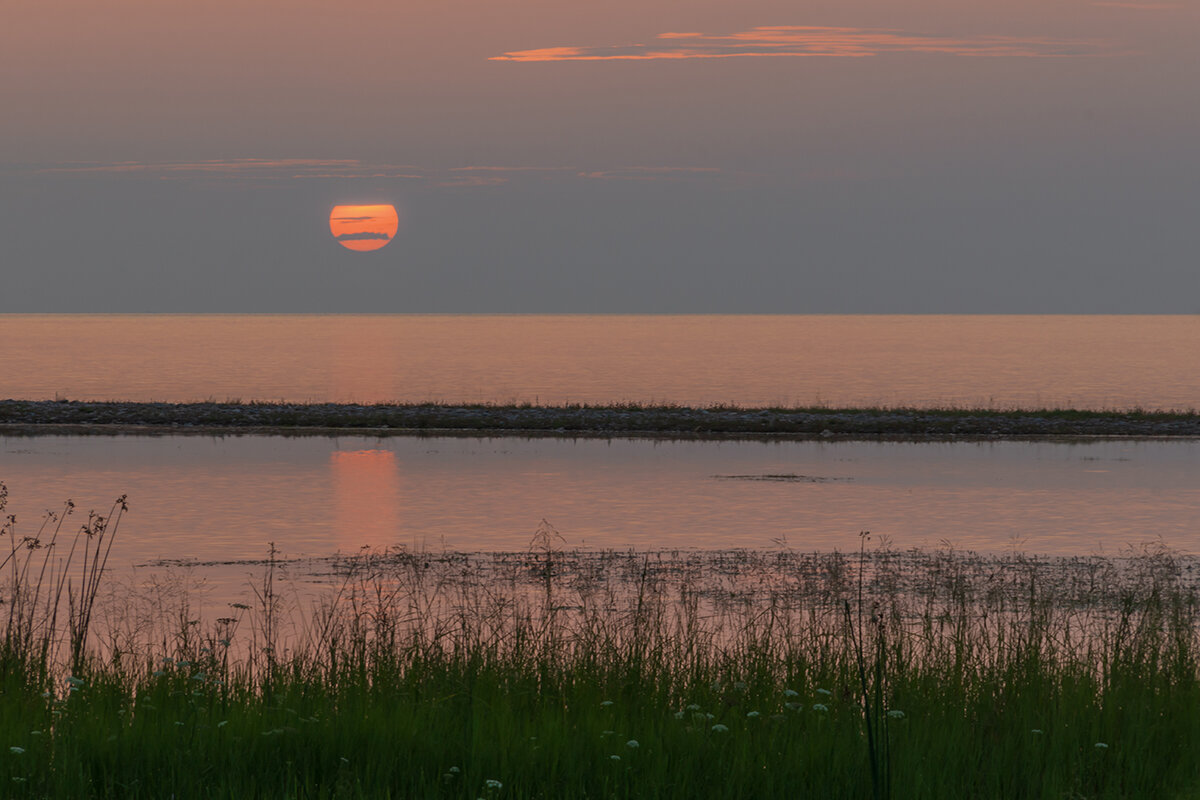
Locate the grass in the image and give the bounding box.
[5,487,1200,797]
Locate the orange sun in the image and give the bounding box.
[329,204,399,252]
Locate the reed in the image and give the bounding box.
[3,485,1200,798]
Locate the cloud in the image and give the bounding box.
[1091,1,1179,8]
[578,166,721,180]
[334,231,392,241]
[35,159,427,181]
[449,166,575,173]
[491,25,1118,62]
[21,158,730,188]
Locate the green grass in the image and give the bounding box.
[5,488,1200,797]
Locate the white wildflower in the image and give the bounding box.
[746,711,760,718]
[600,700,614,707]
[485,779,503,789]
[887,710,905,719]
[1095,742,1109,750]
[815,688,832,697]
[9,747,25,755]
[783,689,799,698]
[711,724,729,733]
[812,703,829,713]
[626,739,639,749]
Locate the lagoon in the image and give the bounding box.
[2,434,1197,569]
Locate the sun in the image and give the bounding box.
[329,204,400,252]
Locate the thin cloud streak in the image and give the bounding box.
[19,159,727,187]
[491,25,1118,62]
[1091,1,1179,8]
[335,231,392,241]
[579,166,722,180]
[36,159,426,181]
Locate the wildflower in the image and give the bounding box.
[600,700,614,707]
[1031,729,1044,735]
[887,710,905,720]
[1095,742,1109,750]
[610,755,621,761]
[812,703,829,713]
[674,711,686,720]
[815,688,832,697]
[601,730,614,737]
[191,672,206,681]
[685,703,702,711]
[747,711,760,719]
[65,676,84,687]
[733,681,748,691]
[449,766,460,774]
[152,670,167,678]
[706,713,715,720]
[783,689,799,698]
[217,721,228,728]
[29,731,41,736]
[712,724,729,733]
[485,779,503,789]
[9,747,25,755]
[785,702,803,711]
[626,739,639,749]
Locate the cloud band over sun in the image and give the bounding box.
[491,26,1116,62]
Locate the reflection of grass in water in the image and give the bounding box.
[5,494,1200,797]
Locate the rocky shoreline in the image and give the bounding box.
[2,399,1199,439]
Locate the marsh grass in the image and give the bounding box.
[4,489,1200,797]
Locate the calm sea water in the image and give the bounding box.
[2,434,1197,565]
[3,314,1198,409]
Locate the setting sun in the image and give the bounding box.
[329,204,399,252]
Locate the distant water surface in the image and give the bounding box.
[3,314,1197,410]
[2,434,1196,565]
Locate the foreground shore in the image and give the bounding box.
[2,399,1200,438]
[4,539,1200,799]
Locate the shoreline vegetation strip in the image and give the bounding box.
[3,399,1200,438]
[5,508,1200,797]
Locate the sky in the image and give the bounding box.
[1,0,1197,312]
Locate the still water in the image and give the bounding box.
[3,314,1198,410]
[2,434,1197,566]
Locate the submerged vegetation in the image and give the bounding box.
[3,398,1200,438]
[5,489,1200,797]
